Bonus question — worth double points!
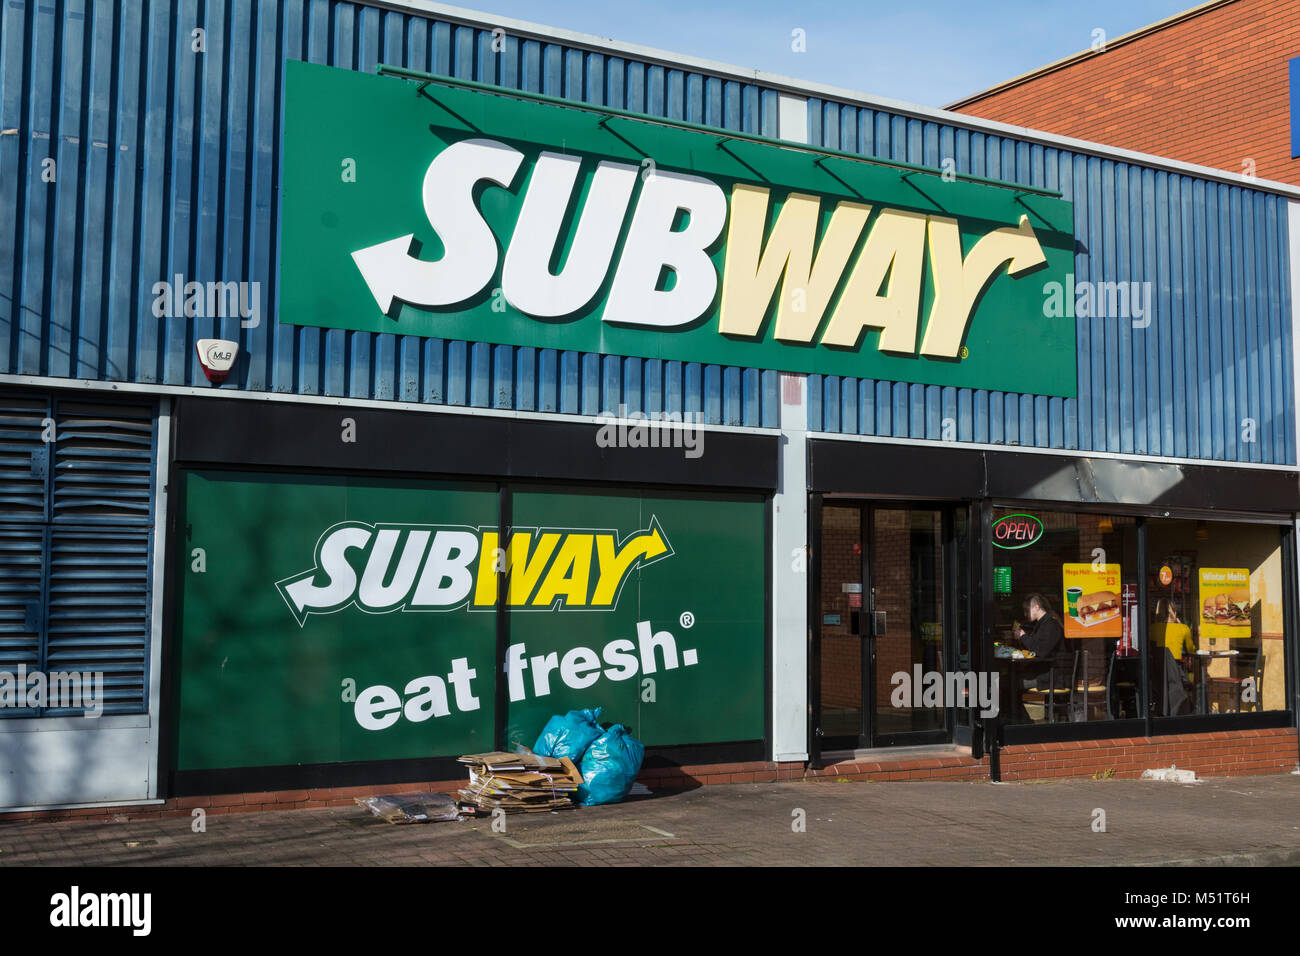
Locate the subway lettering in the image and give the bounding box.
[350,137,1047,359]
[276,517,673,625]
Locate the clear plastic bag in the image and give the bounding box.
[355,791,461,823]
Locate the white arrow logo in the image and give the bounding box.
[351,138,525,316]
[920,213,1048,358]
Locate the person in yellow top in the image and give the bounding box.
[1151,597,1196,660]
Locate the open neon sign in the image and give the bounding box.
[992,514,1043,550]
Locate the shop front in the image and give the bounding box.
[3,1,1300,811]
[808,441,1299,774]
[181,54,1086,791]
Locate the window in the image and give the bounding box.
[1146,518,1288,717]
[990,506,1293,728]
[991,508,1138,726]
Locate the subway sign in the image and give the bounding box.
[276,518,671,625]
[174,472,765,769]
[281,61,1077,396]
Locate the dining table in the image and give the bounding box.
[993,645,1046,723]
[1192,649,1240,714]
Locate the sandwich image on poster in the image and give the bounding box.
[1062,563,1123,638]
[1199,568,1251,638]
[1077,591,1121,626]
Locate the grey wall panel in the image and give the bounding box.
[806,99,1296,465]
[0,0,1292,454]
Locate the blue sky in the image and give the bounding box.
[465,0,1199,107]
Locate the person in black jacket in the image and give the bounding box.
[1014,593,1070,692]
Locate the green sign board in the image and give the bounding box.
[994,566,1013,594]
[280,61,1078,396]
[173,470,765,771]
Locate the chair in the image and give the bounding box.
[1207,643,1264,713]
[1149,645,1192,716]
[1022,651,1080,723]
[1074,647,1109,721]
[1106,651,1140,719]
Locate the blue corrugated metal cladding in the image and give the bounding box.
[0,1,1292,460]
[807,102,1295,464]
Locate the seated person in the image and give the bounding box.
[1149,596,1196,689]
[1013,593,1071,702]
[1149,598,1196,712]
[1150,597,1195,661]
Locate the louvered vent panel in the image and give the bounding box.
[51,400,154,522]
[44,527,151,714]
[0,396,50,520]
[0,526,45,688]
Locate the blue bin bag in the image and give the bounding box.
[533,707,604,760]
[576,725,645,806]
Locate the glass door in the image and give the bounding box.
[869,506,949,746]
[816,502,961,752]
[816,504,869,750]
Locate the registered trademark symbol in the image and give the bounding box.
[679,611,695,628]
[960,346,969,359]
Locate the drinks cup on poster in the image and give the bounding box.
[1197,568,1251,638]
[1061,563,1123,638]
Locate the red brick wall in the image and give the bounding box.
[997,727,1298,780]
[952,0,1300,186]
[646,727,1297,784]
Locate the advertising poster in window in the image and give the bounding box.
[1061,563,1123,638]
[1198,568,1252,638]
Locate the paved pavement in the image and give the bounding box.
[3,773,1300,866]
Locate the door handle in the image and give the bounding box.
[852,610,880,639]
